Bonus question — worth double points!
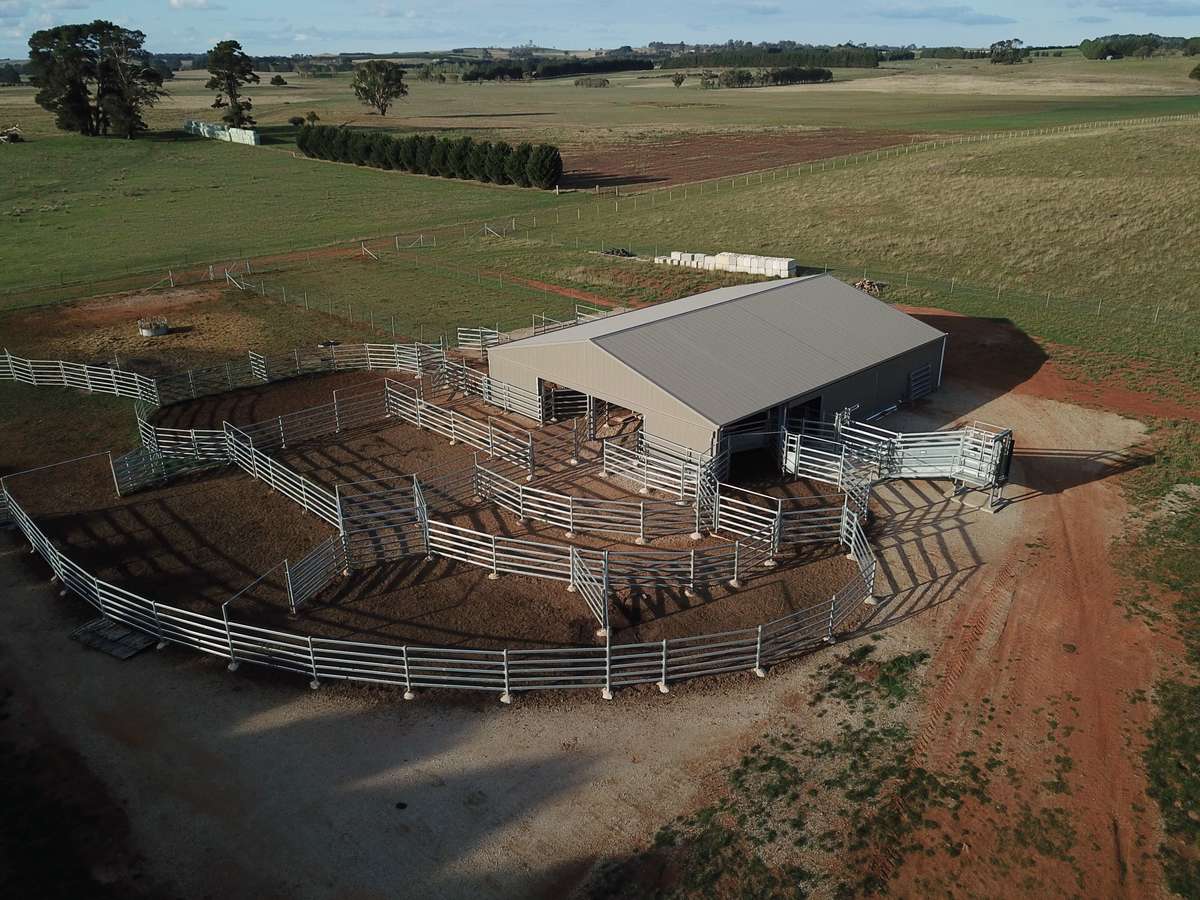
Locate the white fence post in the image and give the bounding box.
[307,636,320,689]
[402,646,414,700]
[500,649,512,704]
[488,534,499,580]
[753,625,766,677]
[658,639,669,693]
[150,600,167,648]
[601,634,613,700]
[222,602,238,671]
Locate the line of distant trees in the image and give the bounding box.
[921,47,990,59]
[1080,33,1200,59]
[0,63,22,85]
[296,126,564,189]
[461,56,653,81]
[661,47,879,69]
[704,66,833,88]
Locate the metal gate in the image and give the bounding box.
[248,351,269,382]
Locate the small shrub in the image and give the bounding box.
[288,115,304,127]
[486,141,512,184]
[304,110,320,124]
[526,144,563,189]
[574,76,610,88]
[469,140,492,182]
[368,134,392,169]
[447,135,474,179]
[429,139,450,177]
[507,142,533,187]
[270,74,287,86]
[1190,62,1200,81]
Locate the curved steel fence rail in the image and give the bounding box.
[2,483,871,700]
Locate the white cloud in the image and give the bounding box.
[169,0,224,10]
[739,2,782,15]
[0,1,28,21]
[1097,0,1200,14]
[875,4,1018,25]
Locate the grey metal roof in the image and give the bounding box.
[496,275,945,426]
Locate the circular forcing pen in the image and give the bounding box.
[0,278,1013,703]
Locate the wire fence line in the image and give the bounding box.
[219,203,1200,370]
[9,109,1195,309]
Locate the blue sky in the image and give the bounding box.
[2,0,1199,57]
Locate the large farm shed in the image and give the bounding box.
[486,274,948,453]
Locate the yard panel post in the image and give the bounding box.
[500,649,512,704]
[150,599,167,648]
[488,534,499,580]
[222,602,238,671]
[402,646,415,699]
[601,634,613,700]
[753,625,766,677]
[307,636,320,689]
[658,639,669,693]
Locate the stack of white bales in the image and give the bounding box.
[653,250,797,278]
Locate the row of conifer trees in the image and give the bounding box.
[296,125,564,189]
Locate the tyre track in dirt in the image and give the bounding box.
[885,398,1168,898]
[911,553,1022,760]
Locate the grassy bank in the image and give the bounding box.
[1119,421,1200,896]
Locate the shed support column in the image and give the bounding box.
[586,394,598,441]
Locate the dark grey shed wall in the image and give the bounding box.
[791,336,946,419]
[719,336,945,446]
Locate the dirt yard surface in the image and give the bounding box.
[904,305,1200,423]
[561,128,919,190]
[9,368,856,650]
[1,283,380,375]
[0,308,1181,898]
[6,455,327,613]
[151,370,385,430]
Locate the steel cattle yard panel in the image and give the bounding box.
[0,345,1013,701]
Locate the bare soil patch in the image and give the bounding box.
[1,283,376,375]
[562,128,919,190]
[906,304,1200,422]
[12,369,857,653]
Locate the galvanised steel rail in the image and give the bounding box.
[1,482,871,702]
[0,343,1006,703]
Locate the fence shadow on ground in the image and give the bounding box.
[1003,446,1154,504]
[862,477,986,631]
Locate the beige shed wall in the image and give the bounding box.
[486,343,718,451]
